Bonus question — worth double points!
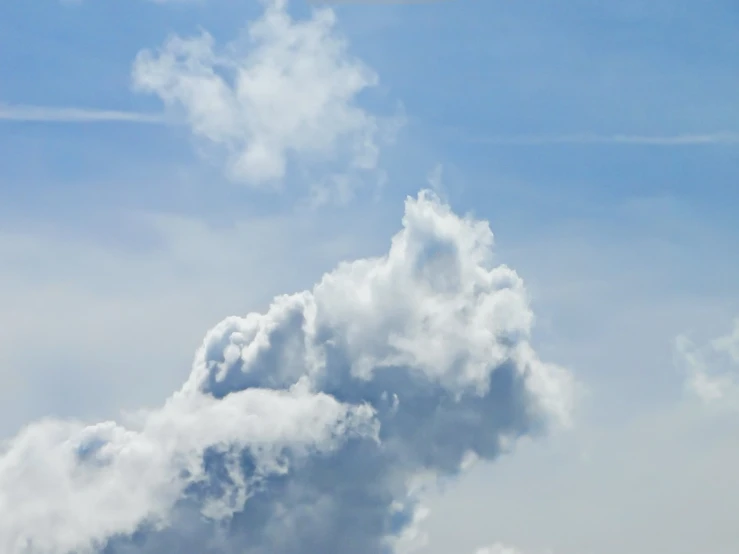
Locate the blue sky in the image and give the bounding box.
[1,1,738,554]
[3,0,738,224]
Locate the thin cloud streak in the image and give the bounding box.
[447,130,739,146]
[4,105,736,149]
[0,104,168,124]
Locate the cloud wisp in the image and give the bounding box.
[5,102,733,149]
[0,191,574,554]
[0,104,167,124]
[675,318,739,408]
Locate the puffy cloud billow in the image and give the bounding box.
[0,191,574,554]
[132,0,389,191]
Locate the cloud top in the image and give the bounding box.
[0,191,574,553]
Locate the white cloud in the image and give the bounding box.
[0,191,574,554]
[675,318,739,407]
[426,163,445,199]
[132,0,392,196]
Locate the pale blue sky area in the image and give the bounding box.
[0,0,736,435]
[1,0,738,223]
[2,0,737,385]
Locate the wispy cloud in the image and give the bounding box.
[675,318,739,409]
[444,130,739,146]
[0,104,167,124]
[6,102,734,150]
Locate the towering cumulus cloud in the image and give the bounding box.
[0,191,574,553]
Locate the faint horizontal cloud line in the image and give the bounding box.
[5,105,738,149]
[0,104,168,124]
[308,0,450,4]
[447,131,739,146]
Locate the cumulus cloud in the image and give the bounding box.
[132,0,392,195]
[675,318,739,407]
[0,191,574,554]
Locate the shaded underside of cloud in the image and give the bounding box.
[0,191,573,554]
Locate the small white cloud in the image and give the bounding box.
[675,319,739,407]
[427,163,445,198]
[132,0,391,195]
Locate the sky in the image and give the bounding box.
[0,0,738,553]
